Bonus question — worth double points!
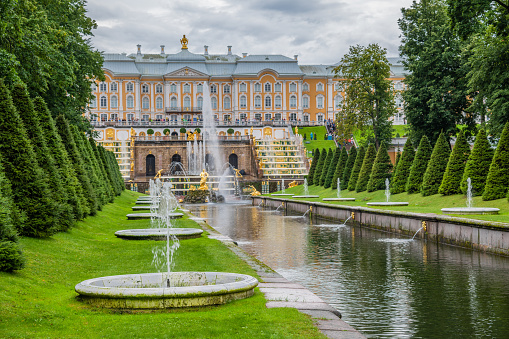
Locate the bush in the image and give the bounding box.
[460,129,493,196]
[227,128,234,135]
[180,127,187,134]
[367,144,393,192]
[306,149,320,185]
[439,130,470,195]
[483,122,509,201]
[347,146,365,191]
[0,241,24,272]
[147,129,154,135]
[194,128,201,134]
[163,128,171,135]
[313,149,328,186]
[406,135,432,193]
[421,132,451,196]
[391,139,415,194]
[319,148,333,186]
[331,148,348,189]
[355,144,376,192]
[341,146,357,190]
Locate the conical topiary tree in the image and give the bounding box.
[483,122,509,201]
[306,149,320,185]
[367,144,393,192]
[79,131,110,206]
[406,135,432,194]
[90,138,115,201]
[439,130,470,195]
[421,132,451,196]
[324,147,341,189]
[390,139,415,194]
[313,149,328,186]
[331,148,348,190]
[395,151,401,168]
[99,145,124,196]
[348,146,365,191]
[0,80,57,237]
[319,148,334,186]
[460,129,493,196]
[355,144,376,192]
[341,146,357,190]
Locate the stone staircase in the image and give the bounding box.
[254,137,308,179]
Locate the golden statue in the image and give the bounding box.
[189,185,196,191]
[198,169,209,190]
[187,131,195,140]
[130,127,136,136]
[248,185,261,196]
[180,35,189,49]
[250,126,253,135]
[233,168,242,178]
[154,169,164,179]
[288,180,299,188]
[130,161,134,171]
[295,126,299,135]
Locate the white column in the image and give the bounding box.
[232,80,237,120]
[164,81,169,110]
[218,83,222,116]
[282,80,287,112]
[118,80,123,112]
[135,80,141,119]
[298,80,303,120]
[327,79,333,119]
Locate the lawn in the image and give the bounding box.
[0,190,324,338]
[294,126,336,152]
[277,184,509,224]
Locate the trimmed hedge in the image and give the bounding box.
[421,132,451,196]
[319,148,334,186]
[325,147,341,189]
[348,146,365,191]
[331,148,348,190]
[367,144,393,192]
[460,129,493,196]
[439,130,470,195]
[306,149,320,185]
[391,139,415,194]
[313,149,328,186]
[483,122,509,201]
[406,135,432,194]
[355,144,376,192]
[341,146,357,190]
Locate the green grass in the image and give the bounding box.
[276,185,509,224]
[0,191,324,338]
[294,126,336,152]
[392,125,408,137]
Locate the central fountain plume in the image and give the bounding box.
[292,178,319,198]
[322,178,356,202]
[366,178,409,206]
[441,177,499,215]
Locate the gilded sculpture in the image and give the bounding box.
[199,169,209,190]
[180,35,188,49]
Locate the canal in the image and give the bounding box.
[186,201,509,338]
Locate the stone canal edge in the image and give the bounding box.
[188,211,366,339]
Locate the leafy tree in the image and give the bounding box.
[163,128,171,135]
[147,129,154,135]
[399,0,472,145]
[348,146,365,191]
[331,148,348,189]
[355,144,376,192]
[391,139,415,194]
[421,132,451,196]
[180,127,187,134]
[306,149,320,185]
[333,44,395,149]
[102,147,124,194]
[0,80,57,237]
[313,149,328,186]
[367,144,393,192]
[395,151,401,168]
[406,135,432,193]
[341,146,357,190]
[78,131,109,206]
[439,130,470,195]
[460,129,493,196]
[227,128,234,135]
[319,148,334,186]
[483,123,509,200]
[325,147,341,189]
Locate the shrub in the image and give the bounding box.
[460,129,493,196]
[313,149,328,186]
[147,129,154,135]
[367,144,393,192]
[180,127,187,134]
[0,241,24,272]
[439,130,470,195]
[194,128,201,134]
[406,135,432,193]
[395,152,401,168]
[331,148,348,189]
[355,144,376,192]
[324,148,341,189]
[483,122,509,201]
[319,148,334,186]
[227,128,234,135]
[421,132,451,196]
[306,149,320,185]
[163,128,171,135]
[391,139,415,194]
[341,146,357,190]
[347,146,365,191]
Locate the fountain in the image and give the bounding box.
[323,178,356,202]
[366,178,409,206]
[441,177,500,215]
[292,178,319,198]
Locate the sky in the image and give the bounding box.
[86,0,415,65]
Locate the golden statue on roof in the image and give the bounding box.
[180,35,188,49]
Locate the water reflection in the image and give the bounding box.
[186,203,509,338]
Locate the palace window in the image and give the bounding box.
[110,82,117,92]
[210,84,217,93]
[197,97,203,109]
[254,113,262,120]
[275,95,282,108]
[127,113,134,121]
[317,83,324,91]
[99,82,107,92]
[254,83,261,92]
[290,95,297,108]
[89,96,96,108]
[156,114,163,120]
[289,82,297,92]
[142,84,149,93]
[156,97,163,109]
[142,97,149,109]
[223,84,230,94]
[265,113,272,121]
[302,83,309,92]
[335,82,341,91]
[184,97,191,108]
[110,113,118,120]
[127,95,134,108]
[211,97,217,109]
[170,97,177,108]
[170,83,177,93]
[335,95,343,109]
[197,83,203,93]
[254,95,261,108]
[142,115,149,121]
[240,95,247,108]
[155,84,163,93]
[224,97,231,110]
[239,113,247,120]
[303,114,309,122]
[317,96,324,109]
[111,96,118,108]
[100,96,107,108]
[91,83,97,91]
[239,83,247,92]
[100,113,107,121]
[274,83,282,92]
[303,96,309,108]
[317,114,324,122]
[264,82,271,92]
[275,113,282,120]
[265,96,271,108]
[126,82,134,92]
[290,113,297,121]
[183,83,190,93]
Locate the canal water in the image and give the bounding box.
[186,201,509,338]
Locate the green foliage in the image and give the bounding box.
[319,149,334,186]
[89,138,115,202]
[79,131,109,207]
[324,148,341,189]
[367,144,393,192]
[227,128,234,135]
[313,149,328,186]
[355,144,376,192]
[406,136,432,194]
[99,146,124,196]
[341,146,357,190]
[180,127,187,134]
[421,133,451,196]
[0,241,24,272]
[439,130,470,195]
[391,139,415,194]
[306,149,320,185]
[395,151,401,168]
[147,129,154,135]
[348,146,365,191]
[333,44,395,149]
[460,129,493,196]
[483,123,509,200]
[163,128,171,135]
[194,128,201,133]
[0,80,57,237]
[331,148,348,189]
[399,0,472,145]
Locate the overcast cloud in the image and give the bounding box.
[86,0,414,65]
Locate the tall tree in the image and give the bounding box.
[399,0,471,145]
[313,149,328,186]
[483,122,509,200]
[333,44,395,149]
[306,149,320,185]
[356,144,377,192]
[325,147,341,189]
[406,135,433,193]
[421,132,451,196]
[391,139,415,194]
[319,149,334,186]
[331,148,348,190]
[439,130,470,195]
[341,146,357,190]
[348,146,366,191]
[367,144,393,192]
[460,129,493,196]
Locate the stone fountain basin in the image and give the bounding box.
[75,272,259,309]
[322,198,356,201]
[292,195,320,198]
[126,213,183,220]
[115,228,203,240]
[270,194,295,196]
[366,202,409,206]
[132,205,152,211]
[441,207,500,215]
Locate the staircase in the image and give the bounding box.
[254,136,308,179]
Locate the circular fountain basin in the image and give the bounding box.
[322,198,356,201]
[270,194,294,196]
[441,207,500,215]
[115,228,203,240]
[126,213,184,220]
[366,202,409,206]
[292,195,320,198]
[75,272,259,309]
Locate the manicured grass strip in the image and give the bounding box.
[0,190,325,338]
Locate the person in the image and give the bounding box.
[310,132,313,140]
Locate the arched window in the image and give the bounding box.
[211,97,217,109]
[155,84,163,93]
[210,84,217,93]
[303,114,310,122]
[170,97,177,108]
[197,96,203,109]
[142,97,149,109]
[223,84,230,94]
[265,96,271,108]
[317,95,324,109]
[317,83,324,91]
[197,83,203,93]
[100,96,107,108]
[142,84,149,93]
[239,83,246,92]
[184,97,191,108]
[170,83,177,93]
[303,83,309,91]
[156,97,163,109]
[317,114,324,122]
[254,95,261,108]
[110,82,117,92]
[224,97,231,110]
[264,82,271,92]
[254,83,261,92]
[183,83,190,93]
[274,83,282,92]
[99,82,107,92]
[126,82,134,92]
[240,95,247,108]
[275,95,282,108]
[91,83,97,91]
[334,95,343,109]
[127,96,134,108]
[290,113,297,121]
[303,96,309,108]
[111,96,118,108]
[89,95,96,108]
[290,95,297,108]
[289,82,297,92]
